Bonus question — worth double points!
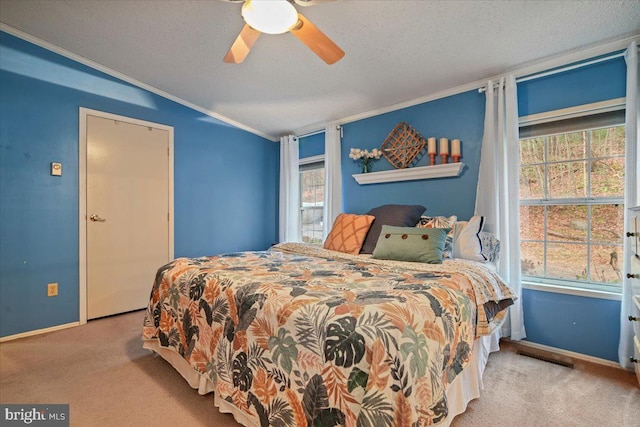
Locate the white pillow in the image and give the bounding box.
[452,216,486,261]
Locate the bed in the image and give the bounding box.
[142,241,515,426]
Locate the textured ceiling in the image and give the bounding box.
[1,0,639,140]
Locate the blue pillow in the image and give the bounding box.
[360,204,426,254]
[371,225,450,264]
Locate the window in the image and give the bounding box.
[299,159,324,244]
[519,114,625,294]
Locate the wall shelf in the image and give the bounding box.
[352,162,464,185]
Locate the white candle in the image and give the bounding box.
[439,138,449,155]
[427,137,436,154]
[452,139,461,156]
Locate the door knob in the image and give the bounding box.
[90,214,106,222]
[627,273,639,279]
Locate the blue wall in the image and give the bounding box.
[341,90,485,219]
[518,53,626,116]
[338,55,627,361]
[0,32,278,337]
[299,132,325,159]
[516,56,626,362]
[522,290,621,360]
[0,29,629,360]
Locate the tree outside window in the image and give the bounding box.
[519,124,625,293]
[300,162,324,244]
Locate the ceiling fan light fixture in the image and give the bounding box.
[241,0,299,35]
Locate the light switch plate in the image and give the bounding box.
[51,162,62,176]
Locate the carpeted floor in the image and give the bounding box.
[0,310,638,426]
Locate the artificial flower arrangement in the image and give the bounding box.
[349,148,382,173]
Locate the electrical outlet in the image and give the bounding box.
[47,283,58,297]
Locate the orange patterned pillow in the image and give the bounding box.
[323,213,375,254]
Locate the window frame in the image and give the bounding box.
[518,107,626,298]
[299,155,325,245]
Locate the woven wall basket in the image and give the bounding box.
[381,122,426,169]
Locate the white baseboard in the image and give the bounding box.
[504,339,626,371]
[0,322,80,343]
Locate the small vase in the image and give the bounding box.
[361,160,371,174]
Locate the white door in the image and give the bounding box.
[86,114,171,319]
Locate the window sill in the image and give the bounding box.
[522,281,622,301]
[352,162,464,185]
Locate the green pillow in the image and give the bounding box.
[372,225,450,264]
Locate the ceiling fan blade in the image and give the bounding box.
[224,24,261,64]
[290,13,344,65]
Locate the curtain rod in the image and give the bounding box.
[297,125,341,139]
[479,50,629,93]
[517,51,625,83]
[298,129,325,138]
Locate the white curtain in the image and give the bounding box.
[279,135,300,242]
[619,41,639,369]
[323,123,343,239]
[475,75,526,341]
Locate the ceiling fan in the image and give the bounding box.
[222,0,345,65]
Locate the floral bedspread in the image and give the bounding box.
[142,243,515,427]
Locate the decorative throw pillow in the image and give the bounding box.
[372,225,449,264]
[452,216,486,261]
[416,215,457,258]
[323,213,375,254]
[360,204,426,254]
[479,231,500,264]
[416,215,457,229]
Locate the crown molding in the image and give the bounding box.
[293,34,640,136]
[4,21,636,144]
[0,23,278,142]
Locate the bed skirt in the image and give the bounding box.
[143,332,499,426]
